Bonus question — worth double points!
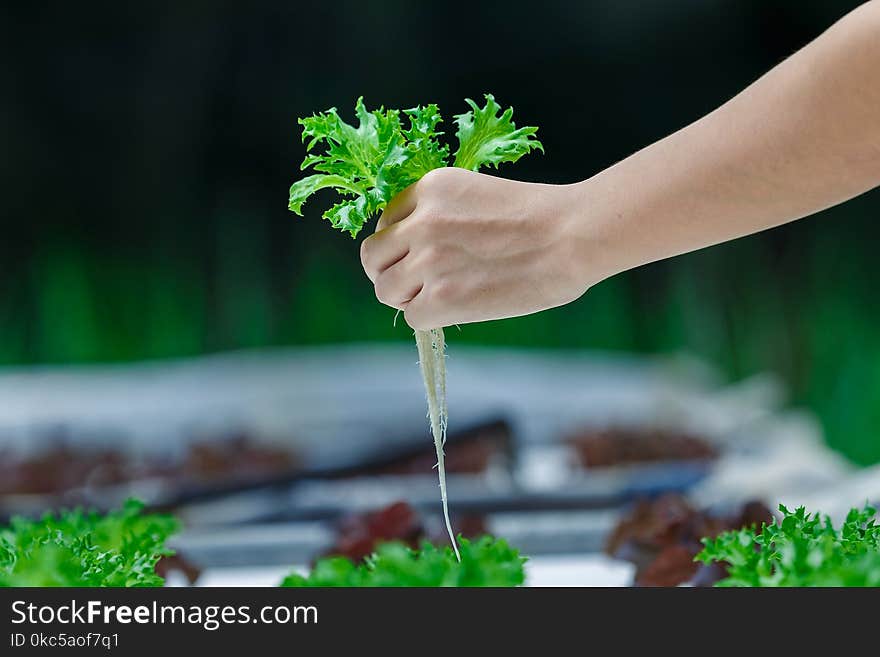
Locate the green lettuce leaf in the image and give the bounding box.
[289,95,542,237]
[280,535,526,587]
[696,503,880,587]
[0,499,179,587]
[453,93,543,171]
[289,98,445,237]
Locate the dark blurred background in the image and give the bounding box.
[1,0,877,463]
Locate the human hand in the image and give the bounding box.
[359,167,593,330]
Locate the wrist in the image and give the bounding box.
[558,176,630,290]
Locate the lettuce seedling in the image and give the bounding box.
[0,499,179,587]
[280,535,526,587]
[288,95,542,559]
[696,503,880,586]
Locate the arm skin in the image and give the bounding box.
[360,1,880,330]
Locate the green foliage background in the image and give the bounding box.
[1,1,878,464]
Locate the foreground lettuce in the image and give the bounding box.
[0,499,179,587]
[289,94,542,237]
[281,536,526,587]
[696,504,880,587]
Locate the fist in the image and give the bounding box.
[359,167,590,329]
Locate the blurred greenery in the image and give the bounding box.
[1,1,878,465]
[4,192,879,465]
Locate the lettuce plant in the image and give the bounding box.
[289,94,541,236]
[280,536,526,587]
[288,95,542,558]
[696,504,880,586]
[0,499,179,587]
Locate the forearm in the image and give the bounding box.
[571,1,880,285]
[358,2,880,329]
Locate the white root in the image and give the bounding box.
[415,327,459,561]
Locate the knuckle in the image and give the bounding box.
[418,203,441,224]
[419,244,442,268]
[431,277,457,302]
[359,238,372,268]
[374,278,393,305]
[403,307,427,331]
[418,167,460,198]
[415,206,446,239]
[419,167,447,189]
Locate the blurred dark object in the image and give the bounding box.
[1,418,512,522]
[345,420,511,477]
[568,428,718,468]
[605,494,773,586]
[0,444,129,496]
[172,435,297,483]
[0,432,298,498]
[323,501,487,563]
[155,552,202,586]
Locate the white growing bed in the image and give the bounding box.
[184,554,635,588]
[1,344,864,586]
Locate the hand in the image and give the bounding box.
[360,3,880,332]
[359,167,592,329]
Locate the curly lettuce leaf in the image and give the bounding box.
[453,93,543,171]
[280,535,526,587]
[289,98,446,237]
[0,499,179,587]
[696,503,880,587]
[399,103,449,178]
[289,95,542,237]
